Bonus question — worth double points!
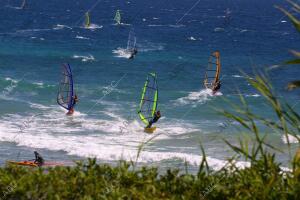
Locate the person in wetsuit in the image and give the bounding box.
[128,48,138,59]
[212,81,221,94]
[146,110,161,128]
[67,94,78,115]
[34,151,44,166]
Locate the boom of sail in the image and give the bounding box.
[204,51,221,89]
[57,63,75,111]
[138,73,158,126]
[114,10,121,25]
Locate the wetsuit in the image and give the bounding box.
[146,112,161,128]
[67,95,78,115]
[212,82,221,93]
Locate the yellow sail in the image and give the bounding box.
[85,12,91,28]
[204,51,221,89]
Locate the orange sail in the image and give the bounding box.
[204,51,221,89]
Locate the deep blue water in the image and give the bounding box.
[0,0,299,171]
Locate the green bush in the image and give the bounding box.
[0,156,299,200]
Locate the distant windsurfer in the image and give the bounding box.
[33,151,44,166]
[128,48,138,59]
[146,111,161,128]
[67,94,78,115]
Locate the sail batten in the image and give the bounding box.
[138,73,158,126]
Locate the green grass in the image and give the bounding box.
[0,155,299,200]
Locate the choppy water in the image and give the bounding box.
[0,0,299,171]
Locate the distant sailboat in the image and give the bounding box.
[126,29,137,59]
[85,12,91,28]
[114,10,121,25]
[204,51,221,94]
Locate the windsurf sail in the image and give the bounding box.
[57,63,75,111]
[114,10,121,25]
[85,12,91,28]
[204,51,221,89]
[138,73,158,126]
[20,0,26,9]
[127,29,137,51]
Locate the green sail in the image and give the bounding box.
[138,73,158,126]
[85,12,91,28]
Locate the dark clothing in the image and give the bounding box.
[146,112,161,128]
[34,152,44,166]
[212,82,221,93]
[129,49,138,59]
[73,95,78,106]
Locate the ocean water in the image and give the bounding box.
[0,0,299,171]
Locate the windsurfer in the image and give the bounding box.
[67,94,78,115]
[34,151,44,166]
[129,48,138,59]
[212,81,221,94]
[146,111,161,128]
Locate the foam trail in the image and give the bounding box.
[112,48,132,59]
[73,54,95,62]
[83,24,103,30]
[174,89,222,105]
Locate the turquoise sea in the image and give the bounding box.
[0,0,299,171]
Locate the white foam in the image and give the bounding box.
[174,89,222,105]
[73,54,95,62]
[2,77,20,96]
[83,24,103,30]
[214,27,225,32]
[245,94,260,97]
[112,48,133,59]
[4,77,18,83]
[0,117,248,171]
[188,36,197,41]
[148,24,164,27]
[53,24,72,30]
[75,35,89,40]
[232,75,243,78]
